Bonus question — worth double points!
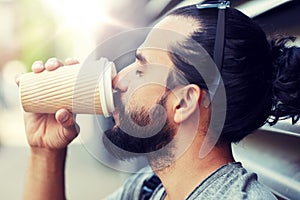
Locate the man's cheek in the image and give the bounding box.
[126,84,166,110]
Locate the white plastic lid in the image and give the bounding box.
[99,58,117,117]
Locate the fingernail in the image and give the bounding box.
[60,113,69,123]
[32,62,42,70]
[65,58,75,62]
[65,58,78,65]
[52,60,58,66]
[46,60,57,67]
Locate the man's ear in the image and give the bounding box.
[173,84,201,123]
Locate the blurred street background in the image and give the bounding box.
[0,0,153,199]
[0,0,300,199]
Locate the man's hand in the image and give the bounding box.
[17,58,80,150]
[16,57,80,200]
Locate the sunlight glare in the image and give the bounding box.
[43,0,108,30]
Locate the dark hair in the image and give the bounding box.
[167,5,300,143]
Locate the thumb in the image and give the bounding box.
[56,109,80,140]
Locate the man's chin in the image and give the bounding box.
[103,123,176,169]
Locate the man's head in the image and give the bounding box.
[103,4,274,165]
[103,14,208,167]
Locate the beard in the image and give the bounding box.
[103,90,176,165]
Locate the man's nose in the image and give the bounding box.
[112,67,132,92]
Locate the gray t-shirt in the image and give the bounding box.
[107,162,277,200]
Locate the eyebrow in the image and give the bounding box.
[135,52,148,64]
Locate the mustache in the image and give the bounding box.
[113,89,170,138]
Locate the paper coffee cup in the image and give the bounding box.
[19,58,116,117]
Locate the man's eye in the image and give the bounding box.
[135,70,144,77]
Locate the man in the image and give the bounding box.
[19,2,294,200]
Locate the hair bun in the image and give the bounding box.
[269,36,300,125]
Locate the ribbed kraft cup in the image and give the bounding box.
[19,59,116,116]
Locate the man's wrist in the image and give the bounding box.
[30,147,67,172]
[30,147,67,155]
[24,148,67,200]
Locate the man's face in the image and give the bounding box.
[103,48,177,161]
[103,16,196,162]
